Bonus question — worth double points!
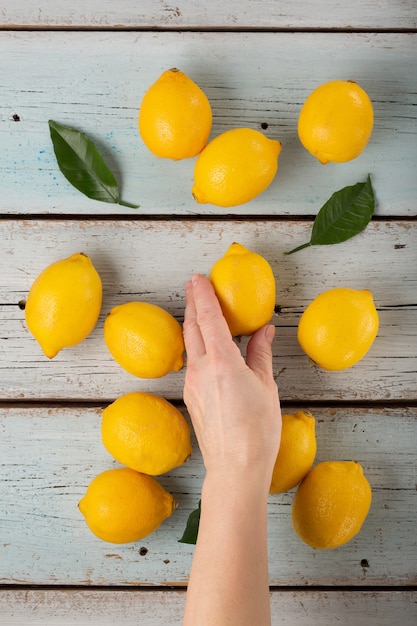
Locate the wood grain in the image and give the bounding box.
[0,405,416,586]
[1,219,415,402]
[1,0,416,29]
[0,589,416,625]
[1,32,416,216]
[1,5,416,619]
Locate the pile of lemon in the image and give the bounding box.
[200,243,374,550]
[24,252,191,543]
[25,238,376,548]
[23,69,377,549]
[79,391,191,544]
[138,68,373,207]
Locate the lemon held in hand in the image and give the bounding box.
[139,68,212,160]
[298,79,374,164]
[292,461,372,549]
[78,467,176,544]
[25,252,102,359]
[270,411,316,494]
[209,242,276,336]
[192,128,281,207]
[297,287,378,370]
[104,301,184,378]
[102,391,192,475]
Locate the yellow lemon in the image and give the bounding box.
[270,412,316,494]
[102,391,192,475]
[298,79,374,164]
[209,242,276,336]
[24,252,102,359]
[139,68,212,160]
[78,467,176,544]
[292,461,372,549]
[192,128,282,207]
[297,288,378,370]
[104,301,184,378]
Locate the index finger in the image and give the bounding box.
[183,279,206,360]
[190,274,235,355]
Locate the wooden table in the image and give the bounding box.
[1,2,416,623]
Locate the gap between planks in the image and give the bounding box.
[1,25,417,34]
[1,214,417,222]
[1,399,417,409]
[0,583,415,591]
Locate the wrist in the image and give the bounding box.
[202,465,272,502]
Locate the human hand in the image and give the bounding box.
[183,274,282,489]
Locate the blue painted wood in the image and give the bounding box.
[0,589,416,625]
[0,4,416,620]
[2,0,417,29]
[1,32,416,216]
[0,406,416,586]
[0,220,415,402]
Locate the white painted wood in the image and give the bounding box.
[1,11,416,619]
[0,589,416,626]
[1,0,416,29]
[1,219,415,402]
[1,32,416,216]
[0,405,416,586]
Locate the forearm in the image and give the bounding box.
[183,471,272,626]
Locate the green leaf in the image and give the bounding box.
[178,500,201,545]
[48,120,139,208]
[285,175,375,255]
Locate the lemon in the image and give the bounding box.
[78,467,176,544]
[139,68,212,160]
[292,461,372,549]
[102,391,192,475]
[192,128,282,207]
[209,242,276,336]
[297,288,378,370]
[24,252,102,359]
[298,79,374,164]
[104,301,184,378]
[270,412,316,494]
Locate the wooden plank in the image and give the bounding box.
[1,0,416,29]
[0,589,416,626]
[1,32,416,216]
[1,219,416,402]
[0,405,415,586]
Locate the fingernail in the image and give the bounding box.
[191,274,200,287]
[266,324,275,344]
[184,280,192,294]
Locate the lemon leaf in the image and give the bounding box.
[48,120,139,208]
[285,175,375,254]
[178,500,201,545]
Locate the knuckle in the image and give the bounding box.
[182,318,194,339]
[197,304,219,328]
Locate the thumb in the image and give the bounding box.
[245,324,275,380]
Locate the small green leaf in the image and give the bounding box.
[48,120,139,208]
[178,500,201,545]
[285,175,375,254]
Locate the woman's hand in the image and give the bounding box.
[182,274,282,626]
[183,273,281,490]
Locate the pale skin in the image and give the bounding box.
[182,274,282,626]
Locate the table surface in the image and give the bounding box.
[1,1,416,624]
